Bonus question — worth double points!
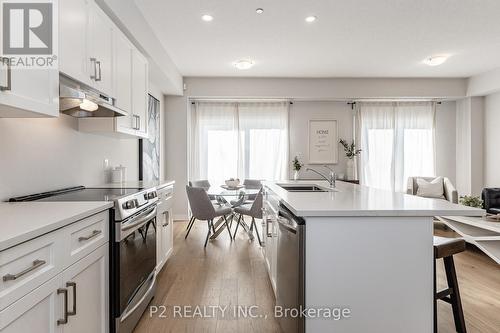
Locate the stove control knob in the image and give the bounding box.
[122,200,136,209]
[147,191,157,199]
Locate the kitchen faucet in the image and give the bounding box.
[306,165,336,188]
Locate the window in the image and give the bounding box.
[359,102,435,192]
[190,101,289,185]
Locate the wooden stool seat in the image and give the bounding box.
[434,236,466,259]
[433,236,467,333]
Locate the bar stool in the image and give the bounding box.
[434,236,467,333]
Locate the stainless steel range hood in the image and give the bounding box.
[59,75,126,118]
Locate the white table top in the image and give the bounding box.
[0,201,113,251]
[264,180,485,217]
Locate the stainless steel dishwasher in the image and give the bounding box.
[276,204,306,333]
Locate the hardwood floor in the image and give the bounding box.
[135,221,500,333]
[435,228,500,333]
[135,219,282,333]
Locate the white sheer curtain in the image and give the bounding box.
[359,102,436,192]
[190,101,289,185]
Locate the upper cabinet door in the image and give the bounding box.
[59,0,91,86]
[113,30,132,113]
[88,2,113,97]
[132,49,149,137]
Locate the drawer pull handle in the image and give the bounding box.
[2,259,46,281]
[162,211,169,227]
[57,288,69,325]
[67,282,77,316]
[78,229,102,242]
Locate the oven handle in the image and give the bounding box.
[122,206,157,231]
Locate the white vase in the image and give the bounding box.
[294,170,299,181]
[346,159,355,180]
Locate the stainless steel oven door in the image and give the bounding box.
[118,206,157,316]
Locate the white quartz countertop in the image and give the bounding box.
[89,180,175,190]
[264,180,484,217]
[0,201,113,251]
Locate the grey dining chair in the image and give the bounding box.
[233,189,263,246]
[185,185,233,247]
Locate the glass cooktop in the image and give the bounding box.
[9,186,142,202]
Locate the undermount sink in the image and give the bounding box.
[277,184,335,192]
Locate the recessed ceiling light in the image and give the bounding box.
[201,14,214,22]
[256,8,264,14]
[233,59,255,70]
[423,55,448,66]
[305,15,317,23]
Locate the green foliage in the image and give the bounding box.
[339,139,362,159]
[459,195,483,208]
[292,156,303,171]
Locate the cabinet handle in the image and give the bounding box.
[136,115,141,130]
[67,282,77,316]
[162,211,169,227]
[0,57,11,91]
[2,259,46,281]
[57,288,69,325]
[95,60,102,81]
[90,58,97,80]
[266,218,272,238]
[78,229,102,242]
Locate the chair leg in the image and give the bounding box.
[233,214,242,239]
[204,220,212,247]
[252,217,262,246]
[185,218,196,239]
[186,216,194,230]
[444,256,467,333]
[223,215,233,240]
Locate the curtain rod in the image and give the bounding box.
[190,98,293,105]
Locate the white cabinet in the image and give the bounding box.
[156,185,174,272]
[131,49,149,137]
[87,2,113,97]
[0,275,62,332]
[61,244,108,333]
[60,0,113,97]
[0,211,109,332]
[263,186,279,296]
[0,61,59,118]
[113,30,133,131]
[59,0,91,87]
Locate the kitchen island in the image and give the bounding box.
[262,180,483,333]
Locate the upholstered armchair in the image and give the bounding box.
[482,188,500,214]
[407,177,458,204]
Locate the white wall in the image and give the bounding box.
[165,77,464,219]
[0,83,165,201]
[289,101,353,179]
[0,115,139,200]
[455,97,484,196]
[435,102,457,184]
[484,92,500,187]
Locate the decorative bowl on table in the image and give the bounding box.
[225,178,240,189]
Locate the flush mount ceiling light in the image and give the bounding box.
[423,55,448,66]
[79,99,98,112]
[256,8,264,14]
[305,15,317,23]
[201,14,214,22]
[233,59,255,70]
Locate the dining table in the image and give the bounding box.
[206,185,260,240]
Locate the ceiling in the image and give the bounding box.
[135,0,500,78]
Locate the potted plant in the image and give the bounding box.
[459,195,483,208]
[339,139,361,180]
[292,156,304,181]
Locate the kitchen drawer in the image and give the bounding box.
[0,229,64,310]
[158,186,174,201]
[64,211,109,266]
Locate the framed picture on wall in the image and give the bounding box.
[308,119,338,164]
[139,94,160,182]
